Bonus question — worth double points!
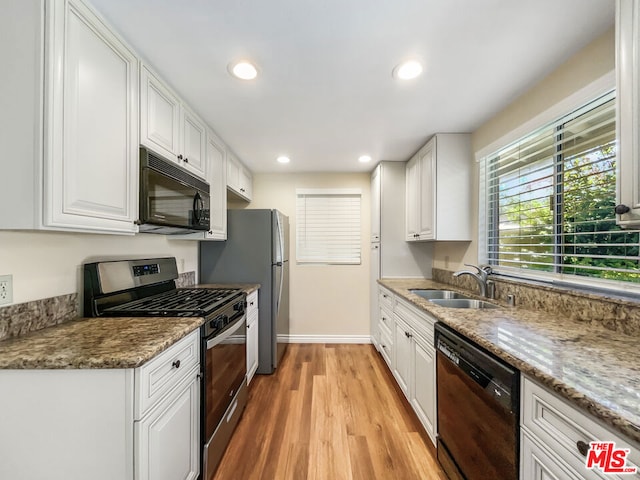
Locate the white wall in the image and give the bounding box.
[0,231,198,305]
[232,173,371,338]
[433,27,615,271]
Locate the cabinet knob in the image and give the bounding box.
[177,154,183,160]
[208,230,213,234]
[615,204,631,215]
[172,360,181,369]
[184,157,189,163]
[576,440,589,457]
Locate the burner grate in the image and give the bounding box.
[104,288,242,316]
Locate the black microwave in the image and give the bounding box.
[138,146,210,234]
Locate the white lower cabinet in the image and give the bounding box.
[521,376,640,480]
[522,432,582,480]
[393,297,437,445]
[135,366,200,480]
[246,290,259,384]
[393,317,412,396]
[0,331,200,480]
[376,286,437,446]
[410,338,436,438]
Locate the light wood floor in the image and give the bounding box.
[213,344,447,480]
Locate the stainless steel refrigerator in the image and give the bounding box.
[199,209,289,374]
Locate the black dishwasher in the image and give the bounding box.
[435,322,520,480]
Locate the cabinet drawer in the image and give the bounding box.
[135,330,200,420]
[379,287,394,311]
[394,297,435,344]
[521,431,582,480]
[379,327,393,368]
[522,377,640,480]
[379,305,394,338]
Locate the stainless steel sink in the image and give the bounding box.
[409,289,472,300]
[428,298,499,309]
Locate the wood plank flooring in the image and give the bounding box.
[213,344,447,480]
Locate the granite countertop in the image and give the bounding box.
[0,283,260,370]
[379,278,640,445]
[0,316,203,369]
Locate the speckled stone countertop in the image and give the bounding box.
[0,283,260,370]
[0,316,203,369]
[379,278,640,445]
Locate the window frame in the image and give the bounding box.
[295,188,362,265]
[477,72,640,294]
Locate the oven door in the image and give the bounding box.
[203,314,247,443]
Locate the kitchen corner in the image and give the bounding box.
[0,261,260,480]
[378,276,640,444]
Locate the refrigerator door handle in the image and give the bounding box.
[278,263,284,314]
[275,211,284,264]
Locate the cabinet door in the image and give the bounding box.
[371,165,381,242]
[140,66,180,162]
[393,319,411,397]
[239,166,252,200]
[617,0,640,225]
[405,155,420,241]
[247,313,259,384]
[46,0,138,233]
[226,154,240,192]
[411,338,436,445]
[418,140,436,240]
[204,134,227,240]
[370,243,381,349]
[135,368,200,480]
[181,107,207,179]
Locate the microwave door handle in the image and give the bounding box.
[193,192,203,223]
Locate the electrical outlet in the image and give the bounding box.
[0,275,13,306]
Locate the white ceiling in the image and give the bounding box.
[89,0,614,173]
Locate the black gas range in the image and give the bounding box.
[83,257,248,480]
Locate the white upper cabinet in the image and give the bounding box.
[205,132,227,240]
[227,153,253,201]
[616,0,640,226]
[140,65,207,179]
[406,134,472,241]
[0,0,139,234]
[140,66,181,161]
[180,106,207,179]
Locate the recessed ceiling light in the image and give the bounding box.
[228,61,258,80]
[393,60,423,80]
[358,155,372,163]
[277,156,290,164]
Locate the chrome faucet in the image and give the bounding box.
[453,264,495,299]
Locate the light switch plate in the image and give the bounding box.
[0,274,13,306]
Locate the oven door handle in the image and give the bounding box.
[206,314,246,350]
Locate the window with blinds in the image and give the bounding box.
[483,92,640,285]
[296,189,362,264]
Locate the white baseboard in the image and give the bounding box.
[279,334,372,344]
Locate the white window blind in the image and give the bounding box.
[482,92,640,286]
[296,189,361,264]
